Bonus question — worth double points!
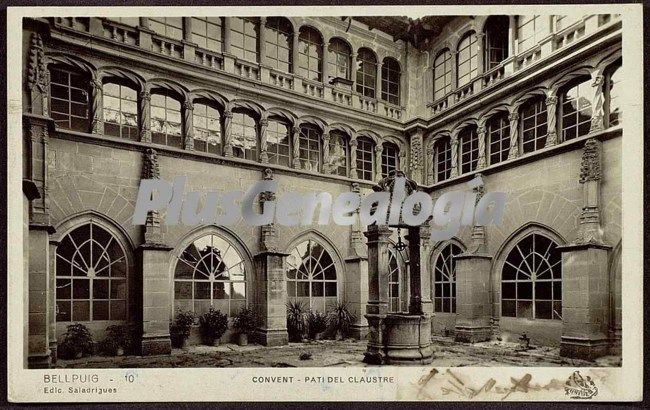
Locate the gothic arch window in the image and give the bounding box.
[520,96,548,153]
[605,61,622,127]
[388,249,402,313]
[327,38,351,80]
[231,17,260,63]
[298,26,323,81]
[267,119,292,167]
[328,130,349,177]
[381,57,401,105]
[298,124,322,172]
[174,233,247,316]
[457,32,478,87]
[191,17,223,53]
[56,221,128,322]
[356,136,375,181]
[49,65,90,132]
[434,137,452,182]
[501,232,562,320]
[286,239,338,312]
[484,16,509,70]
[459,126,479,174]
[356,48,377,98]
[487,112,510,165]
[381,142,399,178]
[231,109,258,161]
[103,79,139,140]
[433,243,462,313]
[150,90,182,148]
[433,49,452,100]
[192,100,222,155]
[559,76,592,141]
[149,17,183,41]
[264,17,293,73]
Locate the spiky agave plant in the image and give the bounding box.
[286,301,307,342]
[327,302,357,339]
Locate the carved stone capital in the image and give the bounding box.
[579,138,601,183]
[140,90,151,102]
[182,100,194,111]
[545,95,557,106]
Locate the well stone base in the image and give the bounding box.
[560,336,609,361]
[381,313,433,365]
[254,328,288,346]
[141,335,171,356]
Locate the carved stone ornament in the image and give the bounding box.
[142,148,160,179]
[579,138,601,183]
[27,33,49,92]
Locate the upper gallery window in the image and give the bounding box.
[193,101,222,155]
[487,113,511,165]
[191,17,223,52]
[264,17,293,73]
[381,142,399,178]
[356,48,377,98]
[554,15,581,32]
[150,91,182,148]
[231,110,258,161]
[49,66,90,132]
[483,15,509,70]
[433,49,452,100]
[356,136,375,181]
[520,97,548,153]
[231,17,260,63]
[103,81,138,140]
[381,57,401,105]
[559,77,592,141]
[327,38,351,80]
[266,120,291,167]
[517,15,545,52]
[149,17,183,40]
[457,32,479,87]
[298,26,323,81]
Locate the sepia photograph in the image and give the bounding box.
[6,3,644,402]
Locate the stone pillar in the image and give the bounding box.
[28,226,52,368]
[259,115,269,164]
[507,110,520,160]
[559,138,611,360]
[363,224,392,363]
[374,143,383,182]
[589,73,605,133]
[455,178,493,343]
[139,90,152,143]
[222,109,233,157]
[258,17,267,64]
[182,17,195,63]
[292,31,300,75]
[322,126,331,173]
[349,137,358,179]
[475,32,485,90]
[450,130,460,177]
[450,51,458,91]
[291,126,301,169]
[476,119,487,169]
[417,223,433,316]
[425,142,435,185]
[90,78,103,134]
[346,182,369,339]
[409,128,424,184]
[182,100,194,150]
[48,239,59,364]
[376,61,383,100]
[138,18,152,50]
[351,51,358,88]
[508,16,516,57]
[406,227,423,315]
[321,41,329,82]
[223,17,232,54]
[546,94,558,146]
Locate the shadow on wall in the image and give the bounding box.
[498,317,562,347]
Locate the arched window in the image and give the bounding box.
[56,221,128,322]
[520,96,548,153]
[151,91,182,148]
[149,17,183,40]
[191,17,223,52]
[328,130,349,177]
[49,66,90,132]
[433,49,452,100]
[459,126,479,174]
[267,119,291,167]
[231,110,258,161]
[487,113,510,165]
[501,233,562,320]
[264,17,293,73]
[388,249,402,313]
[605,63,622,127]
[174,233,247,316]
[433,243,462,313]
[327,38,351,80]
[517,15,544,52]
[457,32,478,87]
[298,26,323,81]
[298,124,322,172]
[103,80,138,140]
[231,17,259,62]
[286,239,338,312]
[381,142,399,178]
[193,101,222,155]
[356,48,377,98]
[484,16,509,70]
[435,137,452,182]
[381,58,401,105]
[356,137,375,181]
[559,77,592,141]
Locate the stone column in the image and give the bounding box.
[259,116,269,164]
[351,51,358,88]
[139,17,149,29]
[450,130,460,177]
[223,17,232,54]
[476,119,487,169]
[322,126,331,173]
[292,31,300,75]
[508,16,516,57]
[425,142,435,185]
[222,109,233,157]
[454,179,493,343]
[90,78,103,134]
[559,138,611,360]
[546,94,558,146]
[291,126,301,169]
[48,239,59,364]
[363,224,392,364]
[450,51,458,91]
[589,73,605,133]
[417,223,433,316]
[321,41,329,82]
[28,226,52,368]
[139,90,152,143]
[182,100,194,150]
[138,18,152,50]
[374,143,383,182]
[376,61,383,100]
[475,32,485,91]
[182,17,195,63]
[409,128,424,184]
[349,137,358,179]
[507,110,520,160]
[406,227,422,314]
[345,182,369,339]
[258,17,267,64]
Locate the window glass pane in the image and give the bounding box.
[49,67,90,131]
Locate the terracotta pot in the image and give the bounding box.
[238,333,248,346]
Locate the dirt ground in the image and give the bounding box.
[55,336,621,369]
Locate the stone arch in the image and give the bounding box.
[456,28,477,52]
[355,129,382,146]
[146,78,188,101]
[265,107,297,126]
[189,89,228,112]
[45,52,96,78]
[229,98,265,119]
[596,48,622,75]
[96,66,145,90]
[297,114,327,132]
[52,210,135,252]
[328,122,356,138]
[431,44,452,68]
[512,86,549,108]
[451,117,479,134]
[549,66,594,95]
[479,103,511,123]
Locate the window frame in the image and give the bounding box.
[150,90,183,149]
[457,32,479,88]
[192,100,223,155]
[433,49,453,101]
[230,109,259,161]
[102,79,139,140]
[520,96,548,154]
[356,48,378,99]
[381,58,401,105]
[604,62,622,128]
[558,76,593,142]
[327,38,352,80]
[298,26,323,81]
[49,65,91,132]
[434,137,452,183]
[266,119,292,167]
[298,124,322,172]
[191,17,224,53]
[381,142,399,178]
[433,243,463,314]
[487,113,511,165]
[328,130,349,177]
[230,17,260,63]
[459,126,479,174]
[149,17,184,41]
[355,136,375,181]
[264,17,293,73]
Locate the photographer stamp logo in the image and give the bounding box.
[564,371,598,399]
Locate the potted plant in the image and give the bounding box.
[232,307,257,346]
[170,309,195,349]
[100,324,135,356]
[286,301,307,342]
[58,323,94,360]
[306,310,328,340]
[327,302,357,340]
[198,308,228,346]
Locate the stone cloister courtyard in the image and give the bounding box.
[55,337,621,369]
